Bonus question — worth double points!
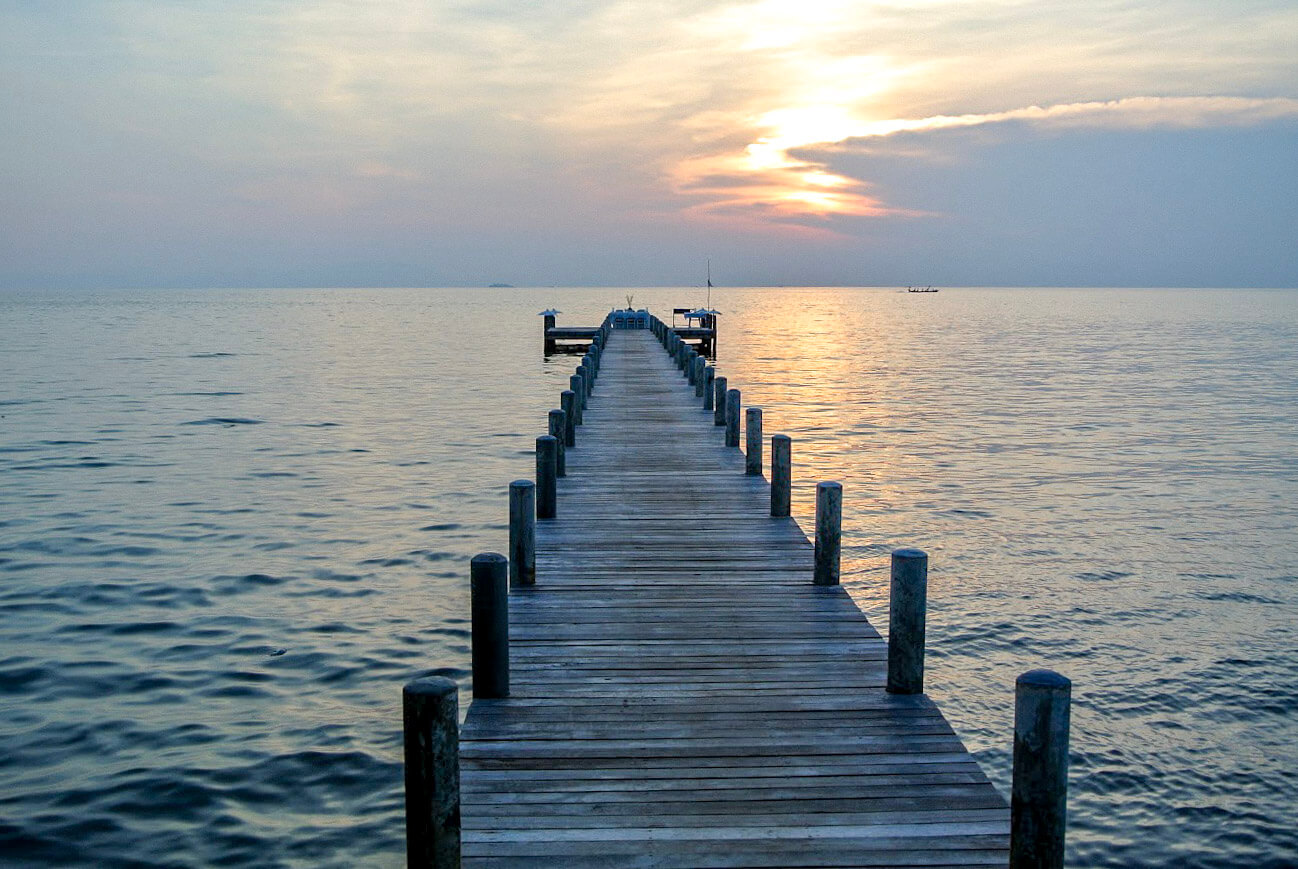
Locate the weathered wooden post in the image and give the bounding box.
[693,357,706,396]
[714,376,728,425]
[576,364,588,404]
[509,480,536,587]
[470,552,509,698]
[886,548,927,693]
[548,409,566,476]
[560,390,577,446]
[745,407,763,475]
[542,313,556,355]
[703,366,716,410]
[771,434,791,517]
[724,389,741,447]
[1011,670,1072,869]
[565,377,583,425]
[813,481,842,585]
[403,676,461,868]
[535,435,557,519]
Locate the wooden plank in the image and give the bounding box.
[458,329,1007,866]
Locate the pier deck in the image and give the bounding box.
[458,330,1009,867]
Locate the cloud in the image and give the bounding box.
[2,0,1297,286]
[838,96,1298,140]
[670,97,1298,226]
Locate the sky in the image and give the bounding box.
[2,0,1296,289]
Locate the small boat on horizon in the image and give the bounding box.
[907,285,939,293]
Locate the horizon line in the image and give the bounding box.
[4,283,1297,292]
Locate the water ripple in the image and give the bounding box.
[0,287,1294,867]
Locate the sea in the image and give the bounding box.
[1,286,1295,868]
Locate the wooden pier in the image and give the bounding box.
[451,326,1013,866]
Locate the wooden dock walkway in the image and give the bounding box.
[457,329,1011,867]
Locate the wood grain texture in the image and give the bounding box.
[459,330,1008,866]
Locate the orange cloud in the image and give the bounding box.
[672,96,1298,225]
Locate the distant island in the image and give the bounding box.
[488,282,514,288]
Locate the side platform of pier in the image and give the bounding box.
[455,329,1012,866]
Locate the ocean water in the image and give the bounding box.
[1,286,1295,868]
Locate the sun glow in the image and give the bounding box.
[674,93,1298,225]
[800,171,851,187]
[675,102,901,222]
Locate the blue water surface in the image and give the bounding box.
[1,287,1295,867]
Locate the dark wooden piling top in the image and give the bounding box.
[459,329,1009,866]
